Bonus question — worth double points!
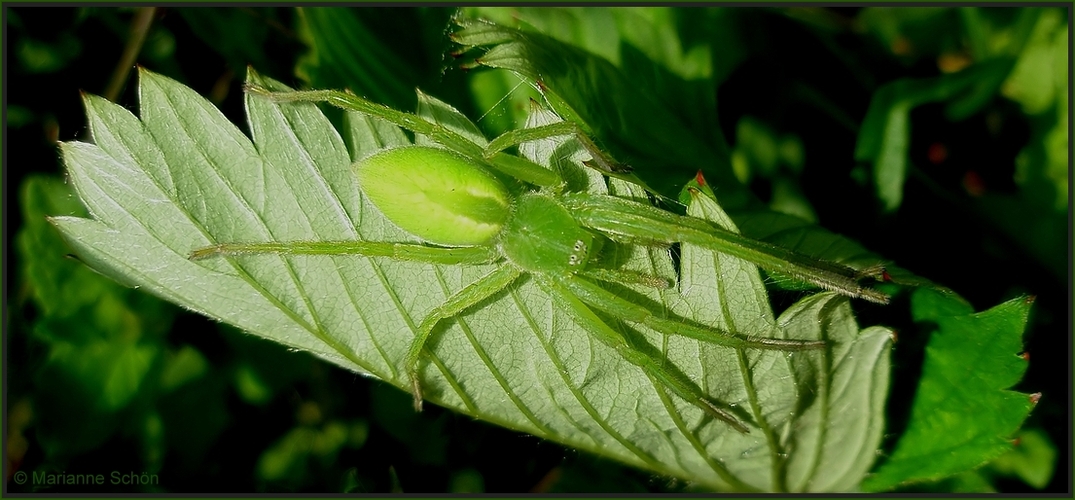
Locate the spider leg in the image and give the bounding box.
[190,240,499,264]
[581,268,672,290]
[487,121,626,172]
[485,120,661,193]
[562,274,825,351]
[536,275,751,433]
[405,265,523,411]
[563,193,891,305]
[244,85,561,188]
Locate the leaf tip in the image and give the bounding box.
[1028,392,1042,405]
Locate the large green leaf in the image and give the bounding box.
[53,68,892,491]
[861,288,1036,491]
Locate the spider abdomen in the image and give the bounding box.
[357,146,511,247]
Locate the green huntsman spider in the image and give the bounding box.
[190,83,889,433]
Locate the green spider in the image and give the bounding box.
[191,84,889,433]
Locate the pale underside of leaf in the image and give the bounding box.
[53,68,890,492]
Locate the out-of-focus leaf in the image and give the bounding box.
[234,363,273,405]
[178,8,274,75]
[468,69,544,138]
[221,325,317,396]
[159,374,230,470]
[856,7,1048,212]
[16,34,81,73]
[1006,8,1068,212]
[453,15,739,203]
[256,422,350,486]
[769,177,817,224]
[448,468,485,493]
[946,8,1039,120]
[18,176,103,317]
[43,336,158,412]
[974,191,1066,283]
[858,7,958,62]
[466,7,724,140]
[989,428,1057,489]
[369,383,449,467]
[862,289,1035,491]
[735,117,781,178]
[730,117,817,223]
[1001,9,1065,115]
[855,66,991,212]
[296,7,416,109]
[7,104,36,128]
[159,344,209,392]
[957,10,1068,284]
[16,175,174,456]
[295,7,459,112]
[465,7,715,82]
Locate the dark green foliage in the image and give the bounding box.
[6,6,1064,493]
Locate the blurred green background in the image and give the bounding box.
[5,6,1067,493]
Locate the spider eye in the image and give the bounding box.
[569,240,587,266]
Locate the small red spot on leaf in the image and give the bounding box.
[1028,392,1042,405]
[927,142,948,165]
[963,171,986,197]
[891,37,913,56]
[889,330,899,343]
[937,51,972,73]
[1012,437,1022,447]
[882,270,893,282]
[1020,351,1030,361]
[695,170,706,187]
